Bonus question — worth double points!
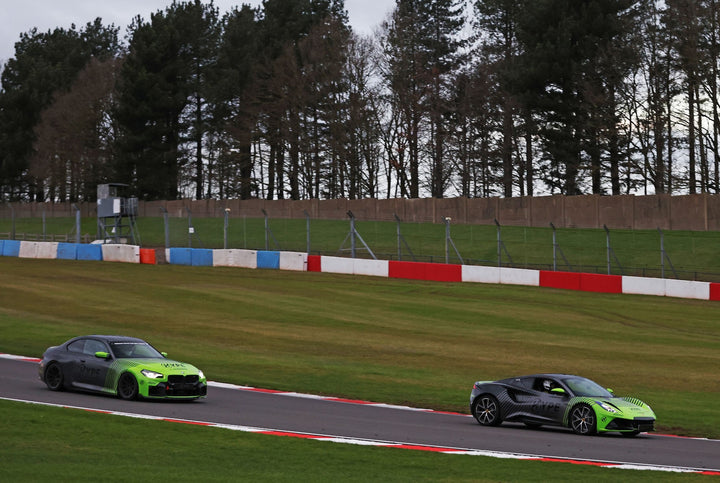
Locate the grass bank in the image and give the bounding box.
[1,258,718,438]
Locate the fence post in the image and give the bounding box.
[160,207,170,248]
[7,203,16,240]
[72,204,81,244]
[348,211,357,258]
[186,207,194,248]
[551,222,557,271]
[42,210,46,241]
[303,209,311,254]
[224,208,230,249]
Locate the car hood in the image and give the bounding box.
[119,358,203,375]
[597,396,655,418]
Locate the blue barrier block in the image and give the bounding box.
[168,248,192,266]
[257,251,280,270]
[0,240,4,256]
[191,249,213,267]
[57,243,78,260]
[76,244,103,261]
[2,240,20,257]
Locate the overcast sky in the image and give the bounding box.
[0,0,395,64]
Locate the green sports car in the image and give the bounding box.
[470,374,655,436]
[39,335,207,400]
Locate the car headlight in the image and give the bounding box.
[198,370,205,380]
[597,401,619,414]
[141,369,164,379]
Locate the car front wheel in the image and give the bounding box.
[117,373,139,400]
[472,395,502,426]
[44,363,64,391]
[570,403,597,435]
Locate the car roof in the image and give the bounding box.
[68,335,147,344]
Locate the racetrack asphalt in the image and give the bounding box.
[2,357,719,473]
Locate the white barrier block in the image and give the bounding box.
[213,249,257,268]
[499,267,540,286]
[622,276,666,297]
[101,244,140,263]
[36,242,59,259]
[665,279,710,300]
[280,251,307,271]
[18,241,39,258]
[213,249,232,267]
[462,265,500,284]
[165,248,172,264]
[321,256,355,275]
[354,259,389,277]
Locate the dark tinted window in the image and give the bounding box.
[84,339,107,355]
[110,342,164,359]
[67,340,85,353]
[562,376,613,397]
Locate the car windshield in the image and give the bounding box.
[561,376,613,398]
[109,342,164,359]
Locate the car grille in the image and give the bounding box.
[168,374,199,384]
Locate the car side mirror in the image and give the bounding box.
[161,352,168,357]
[607,388,614,394]
[550,387,566,396]
[94,351,110,360]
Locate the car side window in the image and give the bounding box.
[67,340,85,353]
[84,339,106,356]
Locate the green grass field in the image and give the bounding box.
[2,399,708,482]
[2,258,719,479]
[4,215,720,280]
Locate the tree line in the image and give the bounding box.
[0,0,718,202]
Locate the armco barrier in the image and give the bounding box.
[57,243,78,260]
[101,244,140,263]
[18,241,39,258]
[622,276,666,297]
[257,251,280,269]
[279,251,307,271]
[462,265,500,284]
[140,248,156,265]
[36,242,59,259]
[167,248,192,266]
[76,244,103,261]
[191,249,213,267]
[540,271,582,291]
[2,240,21,257]
[389,261,462,282]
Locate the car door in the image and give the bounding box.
[72,338,112,392]
[525,377,567,424]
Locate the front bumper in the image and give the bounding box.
[603,417,655,433]
[143,374,207,399]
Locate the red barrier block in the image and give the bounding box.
[389,261,425,280]
[579,273,622,294]
[140,248,156,265]
[426,263,462,282]
[307,255,322,272]
[389,261,462,282]
[710,283,720,301]
[539,271,581,291]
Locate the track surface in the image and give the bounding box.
[3,357,719,472]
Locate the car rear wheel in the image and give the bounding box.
[472,395,502,426]
[117,373,139,400]
[570,403,597,435]
[44,363,64,391]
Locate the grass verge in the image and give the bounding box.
[1,258,719,438]
[0,399,708,482]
